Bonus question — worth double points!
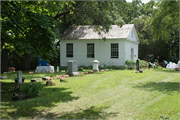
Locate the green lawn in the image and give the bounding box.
[1,69,179,119]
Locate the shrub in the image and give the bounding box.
[18,82,44,98]
[12,85,22,93]
[78,65,91,69]
[99,66,103,70]
[60,66,67,70]
[99,65,125,70]
[78,67,84,71]
[87,65,93,69]
[125,60,136,69]
[117,66,126,70]
[140,60,148,68]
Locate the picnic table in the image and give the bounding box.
[35,66,54,73]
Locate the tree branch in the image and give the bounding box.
[12,50,23,59]
[170,40,179,50]
[53,10,71,20]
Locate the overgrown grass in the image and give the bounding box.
[1,69,179,119]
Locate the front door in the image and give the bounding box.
[131,48,134,60]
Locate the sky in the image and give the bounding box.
[126,0,151,4]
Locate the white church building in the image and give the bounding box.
[60,24,140,67]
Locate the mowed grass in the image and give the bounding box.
[1,69,179,119]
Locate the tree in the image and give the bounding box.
[145,0,179,61]
[131,1,155,61]
[1,1,58,71]
[1,1,125,71]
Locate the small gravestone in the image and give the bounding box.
[0,76,7,79]
[148,62,151,69]
[42,77,50,80]
[31,78,40,82]
[93,60,99,72]
[57,66,59,72]
[17,71,23,83]
[66,60,79,76]
[136,59,140,71]
[178,61,180,68]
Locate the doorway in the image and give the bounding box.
[131,48,134,60]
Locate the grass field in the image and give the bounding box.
[1,69,180,119]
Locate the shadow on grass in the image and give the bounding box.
[1,82,79,119]
[1,81,16,93]
[42,106,118,119]
[133,82,179,94]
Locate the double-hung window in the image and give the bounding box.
[87,43,94,58]
[66,43,73,57]
[111,43,119,58]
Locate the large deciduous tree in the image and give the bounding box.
[1,1,125,72]
[1,1,58,71]
[145,0,179,61]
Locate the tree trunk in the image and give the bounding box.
[22,54,34,70]
[1,49,9,73]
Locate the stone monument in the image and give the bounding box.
[93,60,99,72]
[136,59,140,71]
[178,61,180,68]
[66,60,79,76]
[17,70,23,83]
[57,66,59,72]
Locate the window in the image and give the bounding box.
[111,43,118,58]
[66,43,73,57]
[87,43,94,58]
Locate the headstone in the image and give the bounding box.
[0,76,7,79]
[93,60,99,72]
[57,66,59,72]
[66,60,79,76]
[148,62,151,69]
[31,79,40,82]
[42,77,50,80]
[178,61,180,68]
[17,71,23,83]
[136,59,140,71]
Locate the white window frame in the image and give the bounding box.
[111,43,119,58]
[87,43,94,58]
[66,43,73,57]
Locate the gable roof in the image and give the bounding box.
[60,24,138,41]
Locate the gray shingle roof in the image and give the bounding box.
[60,24,134,40]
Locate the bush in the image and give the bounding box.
[19,82,44,98]
[12,85,22,93]
[125,60,136,69]
[78,65,92,70]
[78,67,84,71]
[140,60,148,68]
[98,65,125,70]
[60,66,67,70]
[87,65,93,69]
[98,66,102,69]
